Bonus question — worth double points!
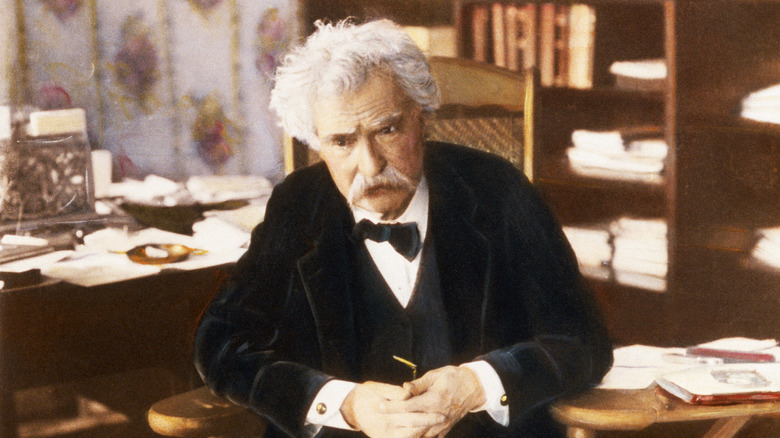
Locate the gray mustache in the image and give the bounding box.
[348,167,416,204]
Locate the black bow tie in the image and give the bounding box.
[353,219,422,261]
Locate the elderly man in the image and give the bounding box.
[194,19,612,438]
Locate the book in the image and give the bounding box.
[553,5,570,87]
[521,4,537,70]
[504,5,519,70]
[471,5,490,62]
[538,3,556,86]
[656,363,780,404]
[567,4,596,89]
[491,3,506,67]
[687,337,780,363]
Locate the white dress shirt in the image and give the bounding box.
[305,177,509,430]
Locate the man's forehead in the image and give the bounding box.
[313,76,411,133]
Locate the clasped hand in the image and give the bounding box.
[340,366,486,438]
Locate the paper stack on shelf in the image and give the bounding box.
[567,127,668,184]
[741,83,780,124]
[562,225,611,280]
[609,58,667,92]
[610,217,668,292]
[751,226,780,270]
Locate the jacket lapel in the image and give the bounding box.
[426,149,491,362]
[296,173,360,378]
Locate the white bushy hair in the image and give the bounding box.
[269,19,440,149]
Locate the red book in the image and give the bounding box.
[686,347,777,363]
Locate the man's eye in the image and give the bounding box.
[332,138,351,148]
[380,125,397,135]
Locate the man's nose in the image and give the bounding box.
[356,138,385,177]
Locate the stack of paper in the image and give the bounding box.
[741,84,780,124]
[598,344,688,390]
[610,217,668,292]
[657,363,780,404]
[751,226,780,269]
[567,128,668,184]
[562,225,612,280]
[609,59,667,92]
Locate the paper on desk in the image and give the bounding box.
[598,345,687,390]
[0,250,74,273]
[41,226,248,286]
[41,251,162,287]
[85,226,248,270]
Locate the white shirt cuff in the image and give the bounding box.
[461,361,510,426]
[304,379,358,430]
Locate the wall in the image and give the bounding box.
[1,0,299,181]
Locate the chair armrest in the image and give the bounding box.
[147,386,266,437]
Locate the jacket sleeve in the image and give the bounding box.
[476,167,613,429]
[193,176,331,438]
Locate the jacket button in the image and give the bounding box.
[500,394,508,406]
[316,402,327,415]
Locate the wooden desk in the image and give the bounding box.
[550,386,780,438]
[0,265,231,438]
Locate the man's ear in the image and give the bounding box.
[420,110,432,140]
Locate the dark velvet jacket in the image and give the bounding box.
[194,142,613,437]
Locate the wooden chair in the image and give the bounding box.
[283,56,537,180]
[148,56,536,437]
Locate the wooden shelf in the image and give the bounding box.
[512,0,779,344]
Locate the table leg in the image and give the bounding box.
[567,426,597,438]
[703,416,750,438]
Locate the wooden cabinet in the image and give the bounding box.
[456,1,780,346]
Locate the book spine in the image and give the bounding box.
[567,4,596,89]
[505,5,519,70]
[491,3,506,67]
[553,4,570,87]
[518,4,537,70]
[472,5,490,62]
[538,3,556,86]
[686,347,777,363]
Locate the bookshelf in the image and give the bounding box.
[455,1,780,346]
